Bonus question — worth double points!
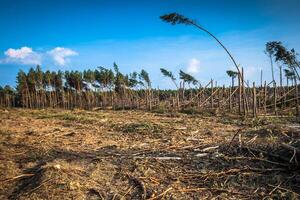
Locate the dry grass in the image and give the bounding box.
[0,108,299,199]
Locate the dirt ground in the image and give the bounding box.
[0,108,300,199]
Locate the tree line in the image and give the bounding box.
[1,41,300,116]
[0,62,157,110]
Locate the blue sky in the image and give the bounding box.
[0,0,300,88]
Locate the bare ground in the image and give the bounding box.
[0,108,300,199]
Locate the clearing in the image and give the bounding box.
[0,109,299,199]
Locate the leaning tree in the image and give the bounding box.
[160,13,241,77]
[179,70,198,87]
[266,41,300,81]
[139,69,152,110]
[160,68,178,89]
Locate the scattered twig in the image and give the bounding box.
[112,193,118,200]
[269,182,283,195]
[1,173,35,183]
[224,156,289,167]
[246,135,258,144]
[201,146,219,152]
[139,177,160,185]
[148,187,173,200]
[120,186,134,200]
[178,187,242,195]
[268,184,300,196]
[228,129,242,147]
[289,148,297,163]
[238,133,242,148]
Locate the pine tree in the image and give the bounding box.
[16,70,30,108]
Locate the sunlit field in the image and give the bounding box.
[1,108,299,199]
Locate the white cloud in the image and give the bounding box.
[3,47,41,65]
[186,58,200,74]
[5,47,32,59]
[48,47,78,66]
[1,46,78,67]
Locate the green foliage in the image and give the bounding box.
[83,69,95,83]
[160,68,178,88]
[179,70,198,86]
[113,62,119,73]
[160,68,176,81]
[284,69,296,80]
[226,70,238,78]
[0,85,15,96]
[113,62,126,93]
[64,70,83,90]
[16,70,28,93]
[160,13,194,25]
[35,65,44,90]
[128,72,140,88]
[265,41,283,59]
[266,41,300,79]
[95,66,115,89]
[139,69,151,88]
[36,112,96,123]
[27,67,36,91]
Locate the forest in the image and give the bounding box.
[1,40,300,118]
